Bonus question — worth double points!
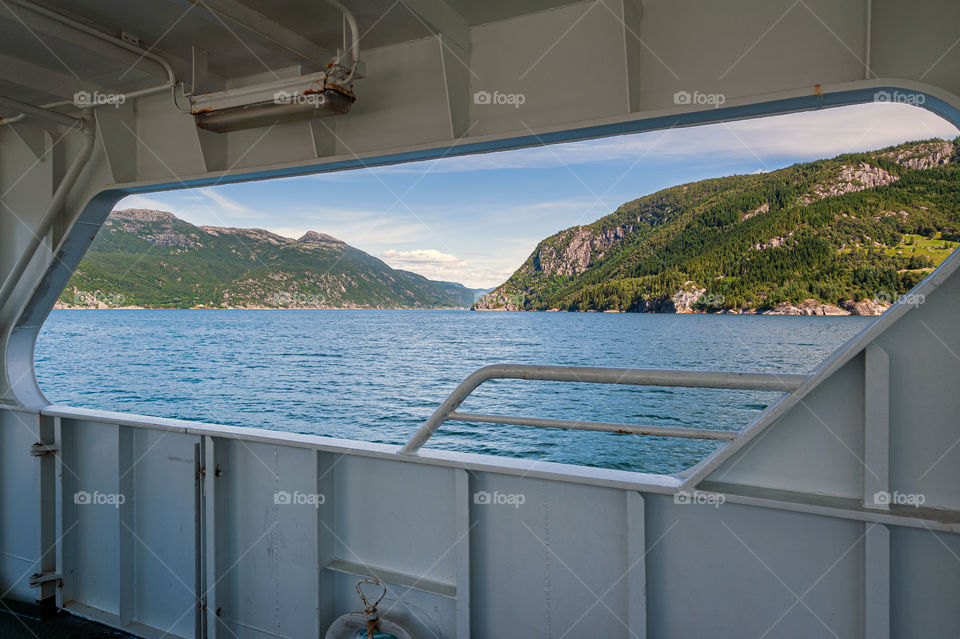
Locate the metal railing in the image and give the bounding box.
[400,364,808,454]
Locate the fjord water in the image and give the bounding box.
[35,310,873,474]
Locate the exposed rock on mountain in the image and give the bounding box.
[59,210,480,309]
[476,139,960,314]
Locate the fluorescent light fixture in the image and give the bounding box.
[190,0,361,133]
[190,69,356,133]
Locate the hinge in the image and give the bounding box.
[29,572,61,587]
[196,465,206,481]
[30,443,59,456]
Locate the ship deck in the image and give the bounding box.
[0,599,137,638]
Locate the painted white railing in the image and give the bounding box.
[401,364,808,454]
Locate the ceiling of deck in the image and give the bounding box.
[0,0,591,117]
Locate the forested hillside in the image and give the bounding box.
[476,139,959,314]
[59,210,483,309]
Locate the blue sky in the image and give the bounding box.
[119,103,958,288]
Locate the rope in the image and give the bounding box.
[356,578,387,639]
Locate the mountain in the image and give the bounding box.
[476,139,960,315]
[58,209,479,309]
[430,281,492,305]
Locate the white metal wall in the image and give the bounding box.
[6,383,957,638]
[2,1,960,636]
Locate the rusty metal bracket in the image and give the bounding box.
[29,572,61,587]
[30,442,59,456]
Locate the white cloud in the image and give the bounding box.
[187,188,258,219]
[117,188,260,227]
[360,103,958,174]
[115,194,176,213]
[380,248,511,288]
[383,248,464,265]
[267,212,430,247]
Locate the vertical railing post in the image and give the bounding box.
[863,344,890,510]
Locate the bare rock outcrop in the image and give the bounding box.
[200,226,290,245]
[752,233,792,251]
[532,225,633,277]
[108,209,198,248]
[669,284,707,313]
[298,231,344,246]
[742,203,769,221]
[880,140,953,170]
[841,299,890,316]
[473,291,524,311]
[801,163,899,204]
[762,299,849,316]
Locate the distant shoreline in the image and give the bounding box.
[52,305,473,311]
[52,305,879,316]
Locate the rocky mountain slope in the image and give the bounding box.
[476,139,960,315]
[58,209,483,309]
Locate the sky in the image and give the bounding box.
[118,102,958,289]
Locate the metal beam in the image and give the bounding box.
[0,53,92,101]
[864,524,890,639]
[438,34,471,138]
[190,0,333,67]
[403,0,472,138]
[401,0,470,51]
[864,344,890,510]
[626,492,646,638]
[0,95,83,128]
[0,3,171,80]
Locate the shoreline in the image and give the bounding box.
[52,305,473,311]
[52,305,882,316]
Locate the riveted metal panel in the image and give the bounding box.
[129,427,200,637]
[211,438,320,639]
[61,418,122,616]
[890,526,960,637]
[645,495,865,638]
[0,409,42,601]
[470,474,632,637]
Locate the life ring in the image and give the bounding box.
[324,577,414,639]
[323,612,413,639]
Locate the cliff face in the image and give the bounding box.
[476,139,960,314]
[532,225,634,277]
[800,162,899,204]
[60,210,479,309]
[108,209,200,248]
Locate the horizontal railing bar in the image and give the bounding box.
[447,411,737,441]
[400,364,808,454]
[459,365,809,391]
